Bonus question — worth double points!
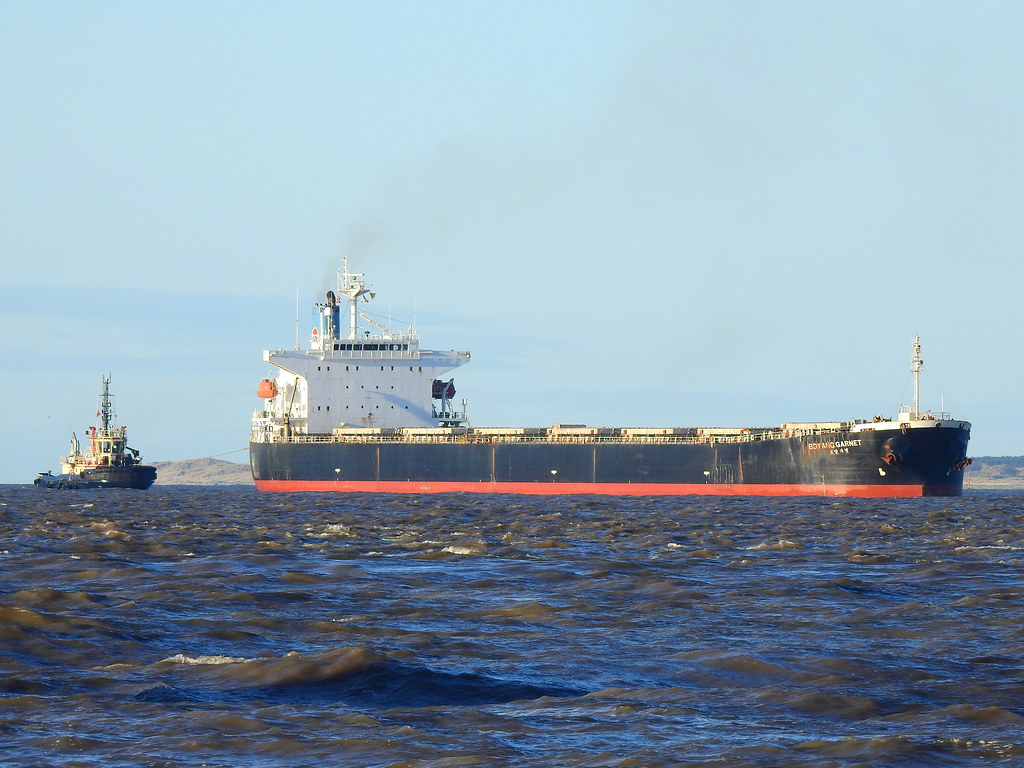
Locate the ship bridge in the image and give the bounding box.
[252,259,470,441]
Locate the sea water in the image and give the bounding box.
[1,487,1022,767]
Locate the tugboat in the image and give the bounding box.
[35,375,157,490]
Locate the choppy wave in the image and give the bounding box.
[1,487,1023,766]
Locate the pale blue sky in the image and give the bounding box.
[3,1,1021,483]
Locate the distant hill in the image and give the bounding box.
[151,457,253,486]
[967,457,1024,490]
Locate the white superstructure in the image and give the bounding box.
[252,259,471,442]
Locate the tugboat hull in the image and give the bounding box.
[35,465,157,490]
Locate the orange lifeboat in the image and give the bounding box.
[257,379,278,399]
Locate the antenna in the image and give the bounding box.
[294,288,300,350]
[911,334,922,418]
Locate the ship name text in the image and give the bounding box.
[807,439,862,454]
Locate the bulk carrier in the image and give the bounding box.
[250,261,972,497]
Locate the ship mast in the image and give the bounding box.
[911,334,922,419]
[337,256,371,340]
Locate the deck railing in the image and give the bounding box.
[250,425,854,446]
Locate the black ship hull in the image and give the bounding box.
[250,422,971,497]
[35,465,157,490]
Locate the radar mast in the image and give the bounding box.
[911,334,922,419]
[337,256,371,339]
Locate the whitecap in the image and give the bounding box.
[746,539,801,551]
[160,654,249,665]
[443,545,483,555]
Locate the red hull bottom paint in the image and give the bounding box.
[254,480,955,498]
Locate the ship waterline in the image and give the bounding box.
[252,481,955,497]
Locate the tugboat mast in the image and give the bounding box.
[99,374,114,431]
